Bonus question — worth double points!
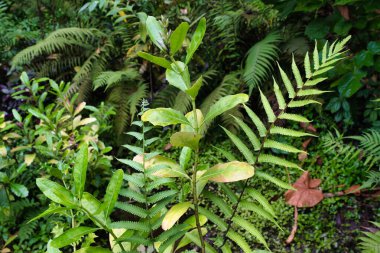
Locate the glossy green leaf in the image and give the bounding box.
[51,227,99,248]
[137,52,172,69]
[170,131,202,150]
[74,144,88,199]
[36,178,76,207]
[277,63,295,98]
[142,108,191,127]
[166,61,190,91]
[202,161,255,182]
[162,202,192,230]
[273,78,285,110]
[185,17,206,64]
[81,192,106,225]
[146,16,167,51]
[186,75,203,100]
[170,22,189,55]
[29,205,68,223]
[101,169,123,217]
[203,94,249,126]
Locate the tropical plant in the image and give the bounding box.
[0,73,114,251]
[214,36,351,250]
[34,143,125,252]
[136,16,258,252]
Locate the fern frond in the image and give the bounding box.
[204,191,233,216]
[221,127,256,164]
[115,202,148,218]
[243,32,281,93]
[119,188,145,203]
[232,216,268,249]
[226,230,251,253]
[258,154,301,169]
[111,221,150,232]
[247,189,275,217]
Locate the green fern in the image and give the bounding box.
[214,37,350,250]
[243,32,281,94]
[116,100,177,251]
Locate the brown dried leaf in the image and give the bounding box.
[285,171,324,208]
[286,207,298,244]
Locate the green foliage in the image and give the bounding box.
[359,222,380,252]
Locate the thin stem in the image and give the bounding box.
[81,207,126,252]
[142,121,155,252]
[191,99,206,253]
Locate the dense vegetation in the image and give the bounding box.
[1,0,379,252]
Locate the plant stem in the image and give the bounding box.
[191,99,206,253]
[81,207,127,252]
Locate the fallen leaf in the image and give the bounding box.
[285,171,323,208]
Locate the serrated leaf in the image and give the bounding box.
[232,116,260,151]
[298,89,329,96]
[146,16,167,51]
[322,41,328,63]
[170,131,202,150]
[304,77,327,86]
[51,227,99,248]
[270,126,316,137]
[162,202,192,230]
[170,22,189,55]
[202,161,254,182]
[117,159,144,172]
[233,216,268,249]
[74,144,88,199]
[259,89,275,122]
[258,154,301,169]
[116,202,147,218]
[227,231,251,253]
[277,63,295,98]
[304,52,312,78]
[288,99,321,108]
[278,113,310,122]
[142,108,191,127]
[313,66,334,76]
[74,247,111,253]
[264,139,303,153]
[292,55,303,88]
[256,171,295,190]
[244,105,266,137]
[101,169,123,217]
[313,41,319,70]
[122,144,143,155]
[247,189,275,217]
[203,94,249,126]
[222,127,255,164]
[36,178,76,207]
[185,17,206,64]
[126,131,143,140]
[273,78,286,110]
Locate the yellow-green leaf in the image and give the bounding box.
[142,108,191,127]
[170,131,202,150]
[24,153,36,166]
[170,22,189,56]
[203,161,254,183]
[162,202,192,230]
